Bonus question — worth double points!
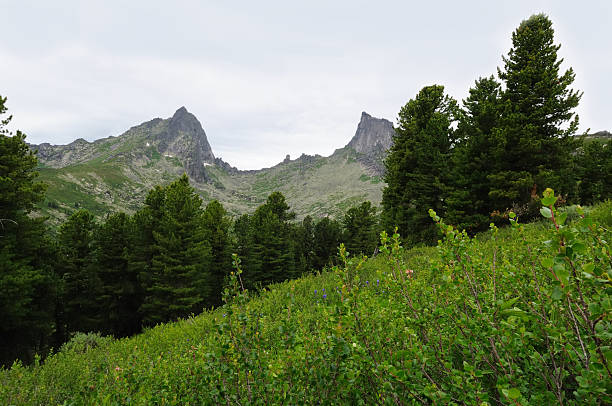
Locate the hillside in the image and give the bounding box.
[31,109,394,225]
[2,199,610,404]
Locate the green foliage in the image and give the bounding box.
[139,174,213,326]
[94,212,141,336]
[57,209,102,334]
[2,198,611,403]
[382,84,458,245]
[238,192,297,289]
[446,76,502,232]
[202,200,233,307]
[491,14,581,208]
[575,140,612,204]
[342,201,379,256]
[312,216,342,270]
[0,95,57,367]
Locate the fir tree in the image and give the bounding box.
[446,76,503,232]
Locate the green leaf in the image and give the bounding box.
[507,388,521,399]
[551,285,563,300]
[540,207,552,218]
[541,194,557,207]
[501,297,519,310]
[541,258,553,268]
[571,242,586,254]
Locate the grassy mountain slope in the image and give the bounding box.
[33,110,390,226]
[3,201,610,404]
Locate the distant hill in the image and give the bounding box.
[31,108,395,225]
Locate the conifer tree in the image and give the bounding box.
[446,77,502,232]
[293,215,315,274]
[139,175,212,326]
[94,212,141,336]
[342,201,379,256]
[312,217,342,270]
[575,140,612,205]
[202,200,233,307]
[57,209,101,334]
[0,95,57,366]
[242,192,295,289]
[382,85,458,244]
[490,13,581,209]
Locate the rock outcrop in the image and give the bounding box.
[345,112,395,176]
[155,106,215,182]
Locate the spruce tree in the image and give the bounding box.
[490,14,581,210]
[382,85,458,245]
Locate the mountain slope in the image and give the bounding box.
[32,109,395,224]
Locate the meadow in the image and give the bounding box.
[1,195,611,405]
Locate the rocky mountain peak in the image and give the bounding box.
[346,112,394,156]
[156,107,215,182]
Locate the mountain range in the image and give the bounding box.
[31,108,395,225]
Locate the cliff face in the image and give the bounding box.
[155,107,215,182]
[345,112,395,176]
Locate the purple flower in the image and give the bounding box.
[366,281,369,285]
[323,294,327,299]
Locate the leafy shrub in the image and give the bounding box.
[59,332,113,354]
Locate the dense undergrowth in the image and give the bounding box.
[2,196,611,405]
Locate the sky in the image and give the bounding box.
[2,1,610,170]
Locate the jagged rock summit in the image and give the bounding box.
[156,106,215,182]
[346,112,394,156]
[344,112,395,176]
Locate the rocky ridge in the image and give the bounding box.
[30,108,395,225]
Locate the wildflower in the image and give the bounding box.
[405,269,414,277]
[115,366,122,372]
[366,280,369,285]
[323,294,327,299]
[314,290,317,294]
[376,279,379,284]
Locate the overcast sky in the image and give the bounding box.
[2,1,610,169]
